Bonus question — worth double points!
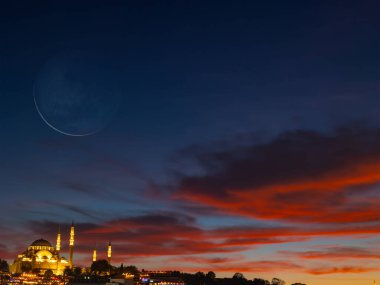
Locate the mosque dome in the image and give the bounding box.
[30,239,52,247]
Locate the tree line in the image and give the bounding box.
[90,260,306,285]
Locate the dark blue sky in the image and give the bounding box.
[0,1,379,284]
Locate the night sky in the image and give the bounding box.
[0,1,379,284]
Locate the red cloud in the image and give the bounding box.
[26,215,380,266]
[11,215,378,277]
[175,126,380,224]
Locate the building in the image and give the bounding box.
[9,223,112,276]
[139,271,185,285]
[9,238,68,275]
[10,223,75,275]
[107,277,134,285]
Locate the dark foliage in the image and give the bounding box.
[0,259,9,272]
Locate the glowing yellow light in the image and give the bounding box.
[56,230,61,251]
[69,225,75,246]
[107,244,112,258]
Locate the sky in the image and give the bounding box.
[0,1,379,284]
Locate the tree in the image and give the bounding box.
[233,273,245,280]
[91,260,110,275]
[73,267,82,277]
[0,259,9,272]
[272,278,285,285]
[232,272,247,285]
[64,268,73,277]
[252,279,270,285]
[116,264,124,274]
[123,265,139,275]
[195,272,205,278]
[194,272,205,285]
[44,269,53,281]
[206,271,216,280]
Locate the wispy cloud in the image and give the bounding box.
[280,246,380,260]
[307,266,378,275]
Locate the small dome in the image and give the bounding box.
[30,239,52,247]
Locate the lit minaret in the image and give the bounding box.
[69,221,75,268]
[93,246,97,262]
[56,226,61,272]
[107,241,112,265]
[56,226,61,252]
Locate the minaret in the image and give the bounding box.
[69,221,75,268]
[92,246,97,262]
[56,226,61,272]
[107,241,112,265]
[56,226,61,252]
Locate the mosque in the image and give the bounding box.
[10,223,112,275]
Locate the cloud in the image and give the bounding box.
[26,213,242,260]
[60,181,143,205]
[12,212,378,277]
[174,124,380,224]
[0,243,14,260]
[307,266,378,275]
[48,201,100,220]
[280,246,380,260]
[170,256,244,265]
[24,213,380,264]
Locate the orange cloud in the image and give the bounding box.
[176,126,380,224]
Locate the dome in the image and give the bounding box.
[30,239,52,247]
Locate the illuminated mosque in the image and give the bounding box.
[10,223,112,275]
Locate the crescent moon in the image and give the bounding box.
[33,85,97,137]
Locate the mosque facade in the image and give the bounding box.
[10,223,76,275]
[10,223,112,276]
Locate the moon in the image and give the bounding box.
[34,52,121,136]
